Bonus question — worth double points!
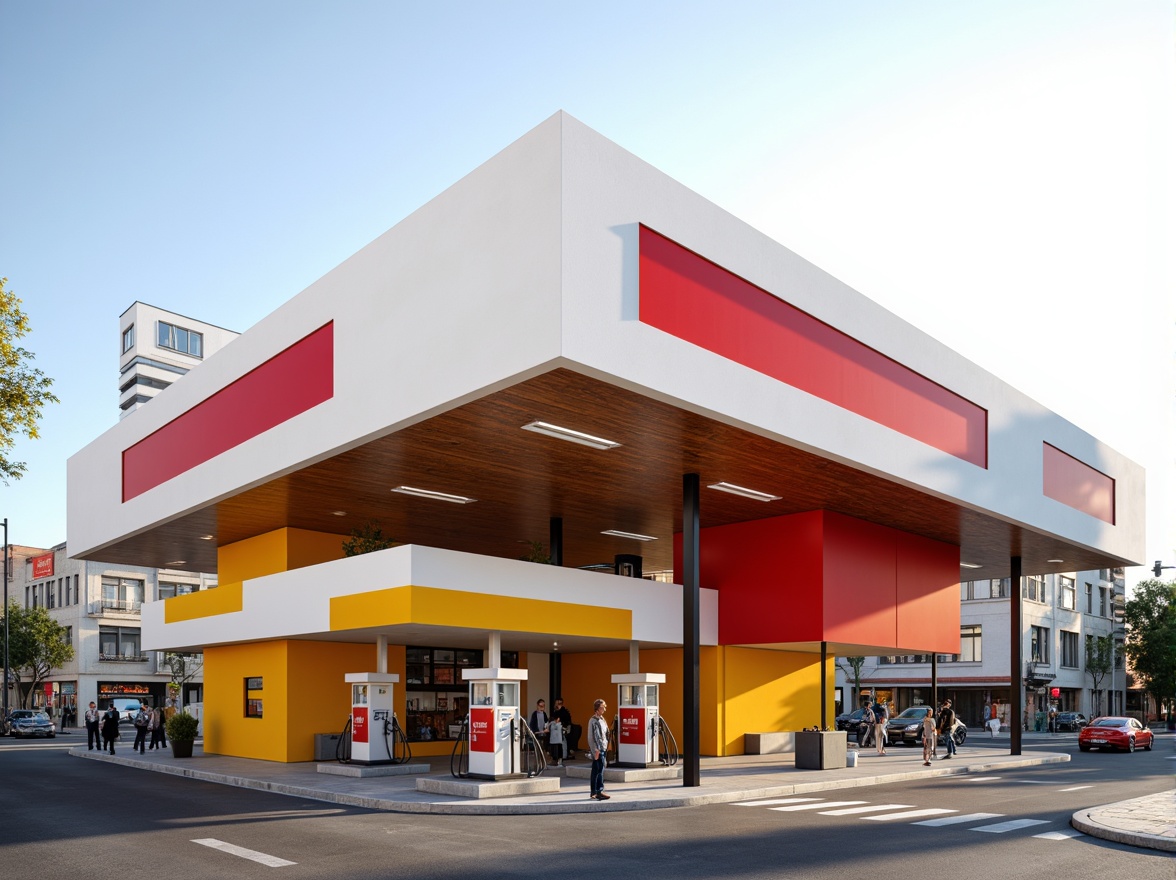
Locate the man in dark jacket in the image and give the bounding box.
[551,698,577,759]
[938,700,957,759]
[101,705,120,754]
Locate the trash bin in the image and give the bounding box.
[795,730,848,770]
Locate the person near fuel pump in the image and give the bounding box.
[937,699,957,759]
[588,698,610,800]
[101,704,120,754]
[551,697,577,759]
[84,702,102,751]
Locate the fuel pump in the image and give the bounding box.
[461,667,527,779]
[344,672,401,765]
[612,672,665,767]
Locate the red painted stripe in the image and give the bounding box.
[122,323,334,501]
[1043,442,1114,524]
[639,227,987,467]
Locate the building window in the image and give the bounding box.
[1059,576,1075,611]
[1060,630,1080,667]
[62,626,72,647]
[158,582,200,599]
[47,583,55,609]
[1086,582,1093,613]
[1023,574,1046,603]
[101,577,144,613]
[122,324,135,353]
[99,626,141,660]
[959,624,981,662]
[74,574,79,605]
[1098,586,1108,617]
[245,677,263,718]
[1031,626,1050,663]
[157,321,203,357]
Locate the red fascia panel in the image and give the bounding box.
[821,513,899,648]
[894,529,961,654]
[1042,442,1115,524]
[122,322,334,501]
[639,226,988,468]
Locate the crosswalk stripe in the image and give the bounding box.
[1034,829,1084,840]
[1057,786,1093,792]
[972,818,1051,833]
[192,839,297,867]
[732,798,822,807]
[770,800,866,812]
[863,808,956,822]
[914,812,1004,826]
[962,776,1001,781]
[819,804,914,816]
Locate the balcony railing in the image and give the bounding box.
[89,599,142,615]
[99,652,147,662]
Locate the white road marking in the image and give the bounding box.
[913,812,1004,826]
[863,808,957,821]
[1057,785,1093,792]
[770,800,866,812]
[819,804,914,816]
[192,839,296,867]
[1034,829,1085,840]
[732,798,822,806]
[962,776,1002,781]
[1014,780,1053,784]
[971,818,1051,833]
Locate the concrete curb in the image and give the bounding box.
[73,747,1070,815]
[1071,793,1176,853]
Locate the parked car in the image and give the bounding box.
[1078,716,1153,752]
[835,708,867,732]
[1054,712,1088,732]
[110,698,147,727]
[4,709,56,738]
[885,707,967,747]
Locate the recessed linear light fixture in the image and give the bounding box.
[331,510,347,517]
[392,486,477,504]
[198,534,215,541]
[521,421,621,450]
[707,482,782,503]
[601,529,658,542]
[1047,558,1064,564]
[166,560,186,566]
[960,562,982,569]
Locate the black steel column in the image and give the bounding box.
[2,518,8,722]
[820,641,828,728]
[549,517,563,567]
[549,652,562,707]
[1010,555,1023,756]
[931,654,938,709]
[682,473,700,787]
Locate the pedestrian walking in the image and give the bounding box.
[132,702,151,753]
[101,704,120,754]
[938,699,957,759]
[84,701,102,750]
[873,699,889,755]
[588,698,610,800]
[921,707,936,766]
[859,703,875,748]
[149,704,166,750]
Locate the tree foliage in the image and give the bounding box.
[837,656,867,707]
[519,540,552,564]
[163,652,204,705]
[1,601,74,707]
[0,278,58,483]
[1084,635,1113,715]
[1123,578,1176,720]
[342,521,397,557]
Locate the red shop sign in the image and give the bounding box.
[31,553,54,579]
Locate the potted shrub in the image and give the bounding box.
[166,710,199,758]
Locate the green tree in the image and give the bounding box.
[836,656,867,710]
[341,521,396,557]
[0,278,58,483]
[1084,635,1113,716]
[1,602,74,707]
[1123,579,1176,722]
[163,652,204,708]
[519,540,551,564]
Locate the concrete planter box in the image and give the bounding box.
[794,730,847,770]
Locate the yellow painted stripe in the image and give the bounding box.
[330,585,631,639]
[164,582,244,622]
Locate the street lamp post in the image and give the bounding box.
[3,517,9,722]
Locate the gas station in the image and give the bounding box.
[66,113,1144,787]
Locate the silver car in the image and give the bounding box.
[5,709,56,738]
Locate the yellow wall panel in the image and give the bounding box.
[218,530,290,584]
[286,641,376,761]
[720,647,826,756]
[286,528,346,571]
[204,641,290,761]
[164,582,243,622]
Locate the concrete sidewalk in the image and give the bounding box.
[69,739,1172,851]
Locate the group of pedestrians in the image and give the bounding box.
[527,696,612,799]
[84,699,175,754]
[857,697,960,765]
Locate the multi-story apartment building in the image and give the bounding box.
[835,569,1125,728]
[118,302,238,419]
[6,542,214,720]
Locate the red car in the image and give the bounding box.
[1078,716,1153,752]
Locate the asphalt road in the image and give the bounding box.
[1,734,1171,879]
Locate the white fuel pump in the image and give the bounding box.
[344,672,400,764]
[612,672,665,766]
[461,667,527,778]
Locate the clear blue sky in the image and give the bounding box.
[1,2,1172,589]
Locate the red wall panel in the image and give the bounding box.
[1042,442,1115,524]
[821,513,898,647]
[895,530,961,654]
[122,322,334,501]
[639,226,987,467]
